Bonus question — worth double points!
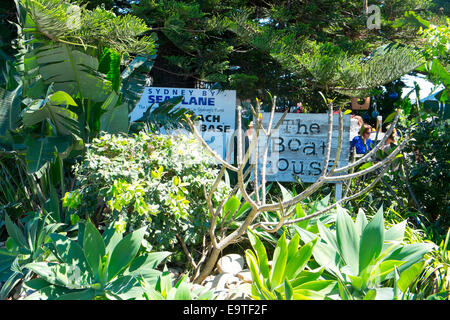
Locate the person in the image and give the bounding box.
[381,125,397,151]
[246,121,253,141]
[350,123,374,154]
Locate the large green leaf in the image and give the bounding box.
[384,243,435,274]
[49,233,90,273]
[222,196,241,221]
[105,275,144,300]
[359,207,384,274]
[397,261,425,293]
[55,288,97,300]
[83,220,106,279]
[270,232,288,289]
[24,136,72,177]
[4,214,28,250]
[0,84,21,137]
[121,54,155,106]
[336,206,360,276]
[107,226,146,281]
[24,43,112,102]
[247,228,270,279]
[294,225,342,276]
[100,102,129,134]
[22,94,79,137]
[285,238,317,280]
[25,262,91,289]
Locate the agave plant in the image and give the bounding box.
[245,228,338,300]
[0,212,63,299]
[141,271,214,300]
[23,220,170,300]
[295,206,435,300]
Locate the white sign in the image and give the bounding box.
[255,113,351,183]
[129,87,236,160]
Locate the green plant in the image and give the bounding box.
[0,212,62,299]
[141,271,213,300]
[23,220,170,300]
[295,206,435,299]
[64,131,231,265]
[245,229,337,300]
[400,228,450,299]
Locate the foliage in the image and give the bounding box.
[245,229,337,300]
[402,228,450,299]
[23,220,170,300]
[64,131,231,262]
[295,206,435,299]
[0,212,63,299]
[142,270,213,300]
[124,0,434,108]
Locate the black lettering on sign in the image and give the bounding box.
[292,160,304,174]
[303,142,317,156]
[278,158,289,172]
[288,138,301,152]
[310,161,322,175]
[273,137,285,152]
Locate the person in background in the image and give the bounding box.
[381,125,397,151]
[246,121,253,141]
[350,123,374,154]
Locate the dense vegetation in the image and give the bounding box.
[0,0,448,301]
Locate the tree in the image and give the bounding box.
[123,0,434,109]
[183,96,407,283]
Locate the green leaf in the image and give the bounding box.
[285,238,317,280]
[4,214,28,251]
[245,249,273,299]
[284,279,293,300]
[359,207,384,274]
[287,233,300,261]
[49,233,90,273]
[355,209,368,237]
[174,283,192,300]
[397,261,425,293]
[25,43,112,102]
[270,232,288,289]
[55,288,96,300]
[25,262,91,289]
[48,91,78,106]
[222,196,241,221]
[384,220,407,242]
[363,289,377,300]
[0,84,21,136]
[83,220,106,279]
[107,226,146,281]
[336,206,360,275]
[384,243,434,274]
[317,220,338,251]
[129,251,171,271]
[247,228,270,279]
[369,260,405,282]
[105,275,143,300]
[100,102,129,134]
[25,136,72,178]
[293,280,337,295]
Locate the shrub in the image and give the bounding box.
[64,131,230,263]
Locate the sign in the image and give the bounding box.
[254,113,351,183]
[129,87,236,159]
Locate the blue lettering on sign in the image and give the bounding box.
[147,94,216,106]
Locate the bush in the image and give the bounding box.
[63,131,230,263]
